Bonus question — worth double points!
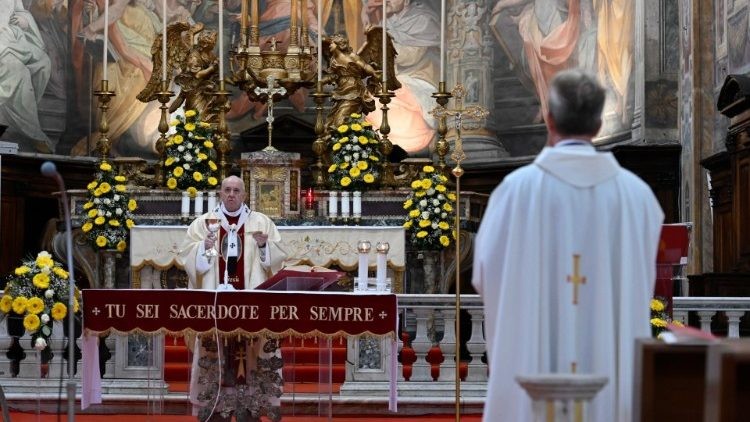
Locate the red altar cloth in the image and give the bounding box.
[82,289,398,337]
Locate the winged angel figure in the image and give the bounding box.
[322,27,401,130]
[137,22,224,123]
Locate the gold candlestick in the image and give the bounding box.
[93,79,116,159]
[311,80,330,188]
[154,80,173,186]
[377,86,396,187]
[431,81,452,180]
[213,80,232,180]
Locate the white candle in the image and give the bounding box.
[103,0,109,81]
[207,191,217,212]
[340,191,350,217]
[353,191,362,218]
[181,191,190,217]
[317,0,322,81]
[162,0,167,81]
[328,191,338,218]
[382,0,387,85]
[375,242,389,292]
[195,191,204,215]
[218,0,224,81]
[440,0,445,82]
[357,240,370,292]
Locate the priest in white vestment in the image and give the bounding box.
[179,175,287,422]
[472,69,664,422]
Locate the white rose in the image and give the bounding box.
[174,156,180,162]
[45,289,54,299]
[34,337,47,351]
[419,199,428,207]
[432,199,440,206]
[185,154,193,161]
[353,153,360,159]
[97,210,103,216]
[93,198,100,204]
[194,149,200,154]
[441,212,447,218]
[344,156,351,162]
[103,198,111,205]
[113,194,120,201]
[362,152,369,158]
[421,211,430,219]
[177,145,185,152]
[438,194,445,200]
[40,313,50,324]
[41,266,51,275]
[115,208,123,215]
[432,222,438,229]
[434,207,440,214]
[427,188,435,195]
[187,142,193,149]
[106,211,112,217]
[183,163,191,170]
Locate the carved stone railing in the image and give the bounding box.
[672,297,750,338]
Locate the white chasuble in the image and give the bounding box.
[472,145,664,422]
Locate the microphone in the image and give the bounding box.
[40,161,76,422]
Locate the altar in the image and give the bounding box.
[130,225,406,291]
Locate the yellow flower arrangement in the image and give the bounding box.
[650,297,683,338]
[82,160,137,252]
[2,251,82,358]
[328,113,384,191]
[164,110,217,195]
[402,165,456,250]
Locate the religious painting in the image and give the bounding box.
[289,169,300,212]
[256,181,284,218]
[727,6,749,73]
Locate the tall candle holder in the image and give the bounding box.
[213,80,232,180]
[312,80,330,188]
[377,86,396,188]
[431,81,453,180]
[93,80,116,159]
[154,80,173,186]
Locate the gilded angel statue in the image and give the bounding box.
[322,28,401,130]
[137,22,224,123]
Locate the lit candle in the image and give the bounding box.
[440,0,445,82]
[301,0,308,47]
[352,191,362,218]
[375,242,389,292]
[240,0,248,43]
[218,0,224,81]
[305,187,314,210]
[162,0,167,82]
[382,0,387,85]
[340,191,350,218]
[317,0,322,81]
[328,191,338,218]
[291,0,297,36]
[207,191,217,212]
[357,241,371,292]
[181,191,190,218]
[251,0,258,27]
[195,191,204,215]
[103,0,109,81]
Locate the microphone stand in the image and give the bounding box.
[41,161,76,422]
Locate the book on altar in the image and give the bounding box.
[256,267,345,291]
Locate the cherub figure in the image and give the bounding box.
[137,22,223,123]
[322,29,400,131]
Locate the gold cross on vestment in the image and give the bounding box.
[234,344,247,380]
[567,254,586,305]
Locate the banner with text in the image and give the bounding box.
[82,289,398,337]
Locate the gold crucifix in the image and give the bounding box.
[567,254,586,305]
[234,344,247,380]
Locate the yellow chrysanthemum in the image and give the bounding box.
[24,314,40,332]
[173,167,184,177]
[94,216,105,225]
[167,178,178,189]
[99,162,112,171]
[332,143,341,151]
[440,236,450,246]
[337,125,349,133]
[423,165,435,173]
[87,181,98,190]
[117,240,127,252]
[96,236,107,247]
[419,219,431,228]
[73,297,79,313]
[411,180,421,189]
[114,175,126,182]
[185,110,197,117]
[200,122,211,128]
[126,219,135,229]
[208,161,217,171]
[82,222,93,233]
[187,187,198,198]
[650,299,665,312]
[51,303,67,320]
[409,209,420,218]
[650,318,668,328]
[0,295,13,313]
[204,140,214,148]
[53,267,68,279]
[369,155,379,162]
[83,202,94,210]
[36,254,54,268]
[350,123,362,131]
[197,153,208,161]
[362,121,372,126]
[173,134,184,144]
[443,203,453,212]
[350,113,361,118]
[170,119,180,126]
[403,199,413,209]
[115,184,126,192]
[328,164,337,173]
[184,123,196,132]
[403,221,413,229]
[421,179,432,190]
[447,193,456,201]
[87,209,97,218]
[357,161,368,170]
[340,177,352,187]
[165,157,175,166]
[93,188,102,197]
[12,297,27,314]
[14,266,30,276]
[108,219,120,227]
[415,191,426,197]
[438,221,449,230]
[436,184,447,192]
[416,231,428,238]
[99,182,111,193]
[27,297,44,315]
[364,174,375,183]
[193,172,203,182]
[358,136,368,144]
[349,167,361,177]
[339,136,349,143]
[208,177,218,186]
[33,273,50,289]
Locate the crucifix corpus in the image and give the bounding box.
[254,75,287,152]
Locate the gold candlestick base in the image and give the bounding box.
[377,89,396,188]
[312,80,331,188]
[213,80,232,180]
[93,80,116,159]
[432,81,453,182]
[155,80,174,187]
